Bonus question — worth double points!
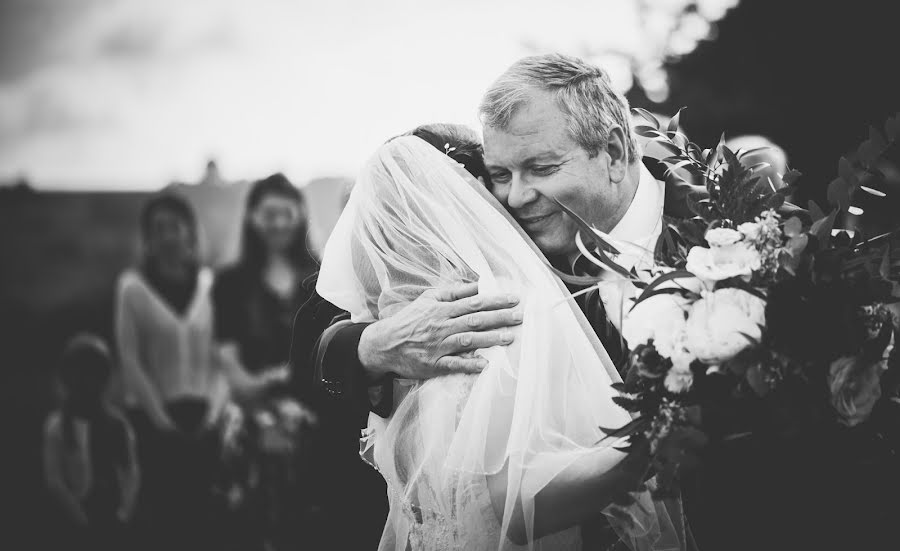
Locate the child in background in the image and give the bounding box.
[43,334,139,550]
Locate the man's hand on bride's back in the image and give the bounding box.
[357,282,522,380]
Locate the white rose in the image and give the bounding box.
[683,288,766,363]
[670,340,697,372]
[705,227,743,247]
[664,360,694,393]
[686,242,762,282]
[737,222,762,242]
[686,227,763,282]
[622,293,692,358]
[712,287,767,326]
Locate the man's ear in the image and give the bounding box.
[606,125,628,183]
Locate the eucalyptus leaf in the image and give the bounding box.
[807,200,826,221]
[632,270,696,309]
[838,157,858,187]
[633,108,661,130]
[827,177,851,210]
[784,216,804,237]
[635,125,661,138]
[746,162,772,173]
[599,417,648,440]
[736,146,772,159]
[857,140,880,165]
[810,209,838,241]
[668,107,684,134]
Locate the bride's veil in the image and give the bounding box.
[317,135,684,550]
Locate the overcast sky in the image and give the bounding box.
[0,0,736,190]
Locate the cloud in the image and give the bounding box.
[0,0,734,189]
[95,17,167,61]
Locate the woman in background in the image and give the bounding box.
[115,193,227,551]
[43,334,139,551]
[213,173,318,397]
[212,173,319,549]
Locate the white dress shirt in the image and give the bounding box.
[578,163,666,331]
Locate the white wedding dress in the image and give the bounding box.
[317,136,684,551]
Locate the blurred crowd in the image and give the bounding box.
[40,173,377,551]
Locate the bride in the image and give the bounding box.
[316,135,684,550]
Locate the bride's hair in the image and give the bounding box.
[401,123,491,186]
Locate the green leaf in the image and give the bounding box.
[660,155,692,164]
[857,140,880,165]
[632,270,696,309]
[782,169,802,186]
[746,364,772,397]
[784,216,804,237]
[838,157,858,188]
[599,417,648,441]
[807,200,826,221]
[686,142,704,163]
[827,177,851,210]
[706,133,726,166]
[633,108,661,130]
[786,234,809,257]
[736,146,772,159]
[865,166,886,180]
[746,162,771,174]
[668,107,684,134]
[666,159,698,174]
[653,140,685,156]
[634,125,660,138]
[810,209,838,240]
[627,287,693,313]
[552,198,620,254]
[552,199,634,280]
[550,267,603,287]
[766,191,785,210]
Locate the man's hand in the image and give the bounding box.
[358,282,522,381]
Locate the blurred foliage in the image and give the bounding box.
[628,0,900,216]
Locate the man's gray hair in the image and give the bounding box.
[479,53,640,162]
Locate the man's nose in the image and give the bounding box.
[506,174,538,209]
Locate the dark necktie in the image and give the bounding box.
[570,257,626,372]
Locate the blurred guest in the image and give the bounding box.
[213,173,318,397]
[114,193,228,551]
[212,173,319,548]
[43,334,139,551]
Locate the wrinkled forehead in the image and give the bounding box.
[482,94,577,168]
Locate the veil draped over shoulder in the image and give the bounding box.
[317,136,684,550]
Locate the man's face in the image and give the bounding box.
[483,90,617,258]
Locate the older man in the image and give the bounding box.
[293,55,705,548]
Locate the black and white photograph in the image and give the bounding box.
[2,0,900,549]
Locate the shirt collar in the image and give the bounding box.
[609,163,665,244]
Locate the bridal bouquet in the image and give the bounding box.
[564,109,900,496]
